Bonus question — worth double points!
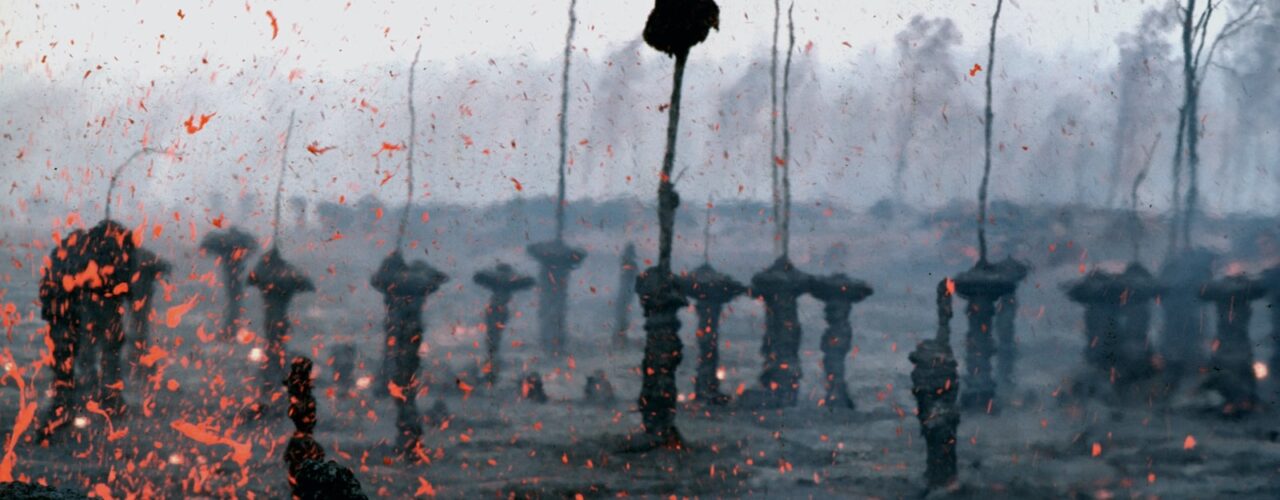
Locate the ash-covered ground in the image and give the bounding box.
[3,199,1280,498]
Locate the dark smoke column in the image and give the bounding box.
[200,227,258,341]
[633,0,718,449]
[676,263,744,405]
[82,219,138,416]
[612,243,639,348]
[745,257,813,408]
[37,229,88,436]
[248,248,314,409]
[128,246,171,379]
[371,252,448,458]
[1199,275,1266,416]
[809,273,873,409]
[910,279,961,491]
[473,263,534,387]
[526,240,586,356]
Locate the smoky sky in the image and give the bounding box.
[1,0,1277,227]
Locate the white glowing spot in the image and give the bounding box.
[417,342,431,357]
[355,376,372,390]
[716,368,726,381]
[677,393,688,403]
[167,453,184,465]
[1254,361,1268,380]
[2,361,14,373]
[248,347,265,363]
[73,416,89,429]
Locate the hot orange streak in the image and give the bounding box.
[165,294,200,328]
[0,350,38,482]
[170,419,252,467]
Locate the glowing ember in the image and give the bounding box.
[73,416,89,429]
[236,328,257,344]
[1253,361,1268,380]
[355,375,373,390]
[716,367,726,381]
[248,347,266,363]
[1184,434,1197,450]
[167,453,184,465]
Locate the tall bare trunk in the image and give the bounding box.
[397,47,422,250]
[556,0,579,241]
[977,0,1004,265]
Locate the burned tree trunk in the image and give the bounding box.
[991,257,1027,392]
[527,241,586,356]
[371,252,448,458]
[81,219,138,417]
[473,263,534,387]
[1158,249,1215,385]
[910,279,960,491]
[1065,264,1162,398]
[248,248,314,411]
[1200,275,1267,416]
[128,246,170,380]
[677,264,745,405]
[201,227,258,342]
[633,0,719,449]
[810,274,873,409]
[953,262,1017,413]
[38,229,88,437]
[744,257,813,409]
[283,356,368,499]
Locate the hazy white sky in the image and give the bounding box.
[11,0,1260,221]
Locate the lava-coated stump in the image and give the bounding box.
[613,243,640,348]
[473,262,535,386]
[744,257,813,409]
[953,261,1018,412]
[809,273,873,410]
[676,263,745,405]
[991,257,1028,390]
[1200,275,1267,416]
[370,251,448,458]
[520,372,549,403]
[1158,249,1215,384]
[128,245,170,379]
[80,219,138,416]
[635,267,688,447]
[910,279,961,491]
[1262,265,1280,379]
[282,356,368,500]
[248,248,315,407]
[1066,264,1162,390]
[37,229,88,436]
[200,227,257,341]
[584,369,616,404]
[526,239,587,357]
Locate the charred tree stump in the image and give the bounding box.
[810,274,873,410]
[1157,249,1215,385]
[1200,275,1267,416]
[635,267,687,446]
[584,369,616,404]
[1066,264,1162,394]
[745,257,813,409]
[677,264,745,405]
[473,263,534,387]
[329,344,357,395]
[200,228,258,342]
[991,258,1027,391]
[953,262,1017,413]
[370,251,447,458]
[520,372,549,403]
[613,243,640,348]
[38,229,88,437]
[128,246,170,380]
[283,356,368,499]
[80,219,138,416]
[911,279,961,491]
[248,248,314,411]
[527,240,586,357]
